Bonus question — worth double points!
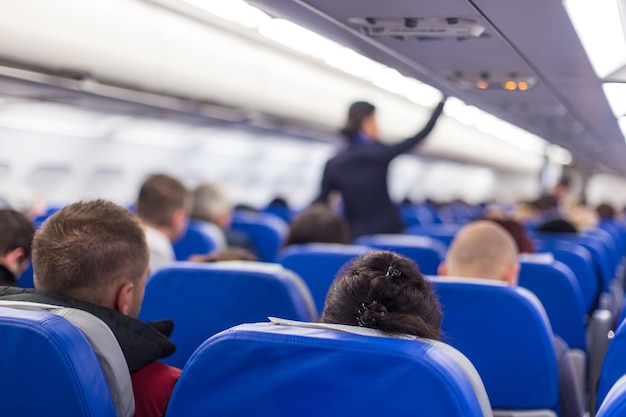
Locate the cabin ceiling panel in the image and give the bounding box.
[250,0,626,175]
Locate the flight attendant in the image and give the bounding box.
[318,97,446,240]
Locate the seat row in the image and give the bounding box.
[5,259,626,416]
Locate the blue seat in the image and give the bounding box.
[586,227,620,284]
[0,306,117,417]
[32,206,61,228]
[277,243,370,313]
[230,211,288,262]
[139,262,316,368]
[519,256,586,351]
[596,221,625,264]
[534,238,600,314]
[405,224,463,248]
[431,278,560,414]
[173,219,221,261]
[597,319,626,410]
[535,232,612,294]
[263,205,296,224]
[354,234,446,275]
[17,261,34,288]
[165,321,493,417]
[399,204,435,227]
[597,375,626,417]
[617,303,626,327]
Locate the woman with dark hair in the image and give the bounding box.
[487,217,536,254]
[284,203,350,247]
[320,250,442,339]
[318,98,447,240]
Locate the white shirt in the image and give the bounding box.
[144,225,175,273]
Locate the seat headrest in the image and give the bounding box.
[0,300,134,417]
[0,305,120,417]
[140,261,317,368]
[430,278,559,410]
[165,320,493,417]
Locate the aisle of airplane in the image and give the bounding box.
[0,0,611,211]
[0,0,626,209]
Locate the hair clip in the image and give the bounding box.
[386,266,401,278]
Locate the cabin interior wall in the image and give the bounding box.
[0,123,547,211]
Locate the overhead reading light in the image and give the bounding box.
[182,0,271,28]
[602,83,626,116]
[447,72,536,91]
[564,0,626,78]
[348,17,486,40]
[176,0,557,152]
[258,19,342,58]
[604,83,626,141]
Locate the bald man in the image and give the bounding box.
[438,220,519,285]
[438,220,584,417]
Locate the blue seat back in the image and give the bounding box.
[431,278,559,412]
[277,243,370,313]
[263,205,295,224]
[596,221,625,262]
[405,224,463,248]
[597,375,626,417]
[535,232,610,294]
[173,220,220,261]
[519,256,586,351]
[33,206,61,228]
[617,303,626,327]
[165,322,491,417]
[534,238,600,313]
[0,306,116,417]
[400,204,436,227]
[17,261,34,288]
[230,211,288,262]
[586,227,620,281]
[139,262,316,368]
[577,235,615,294]
[597,319,626,409]
[354,234,446,275]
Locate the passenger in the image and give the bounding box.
[486,217,535,253]
[537,218,578,234]
[136,173,191,272]
[0,209,36,286]
[320,250,441,340]
[318,97,447,240]
[596,203,616,220]
[10,188,47,222]
[284,203,350,247]
[191,181,256,255]
[190,182,230,250]
[189,247,258,262]
[552,177,571,207]
[265,196,294,224]
[438,220,584,417]
[0,200,180,417]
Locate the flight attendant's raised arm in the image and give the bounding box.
[386,97,447,157]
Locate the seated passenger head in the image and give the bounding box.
[320,250,441,340]
[189,247,258,262]
[284,203,349,246]
[32,199,150,317]
[536,218,577,234]
[596,203,616,220]
[486,217,535,254]
[0,209,36,278]
[439,220,519,285]
[136,173,191,242]
[341,101,377,142]
[191,181,233,229]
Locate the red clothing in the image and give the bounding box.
[131,361,182,417]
